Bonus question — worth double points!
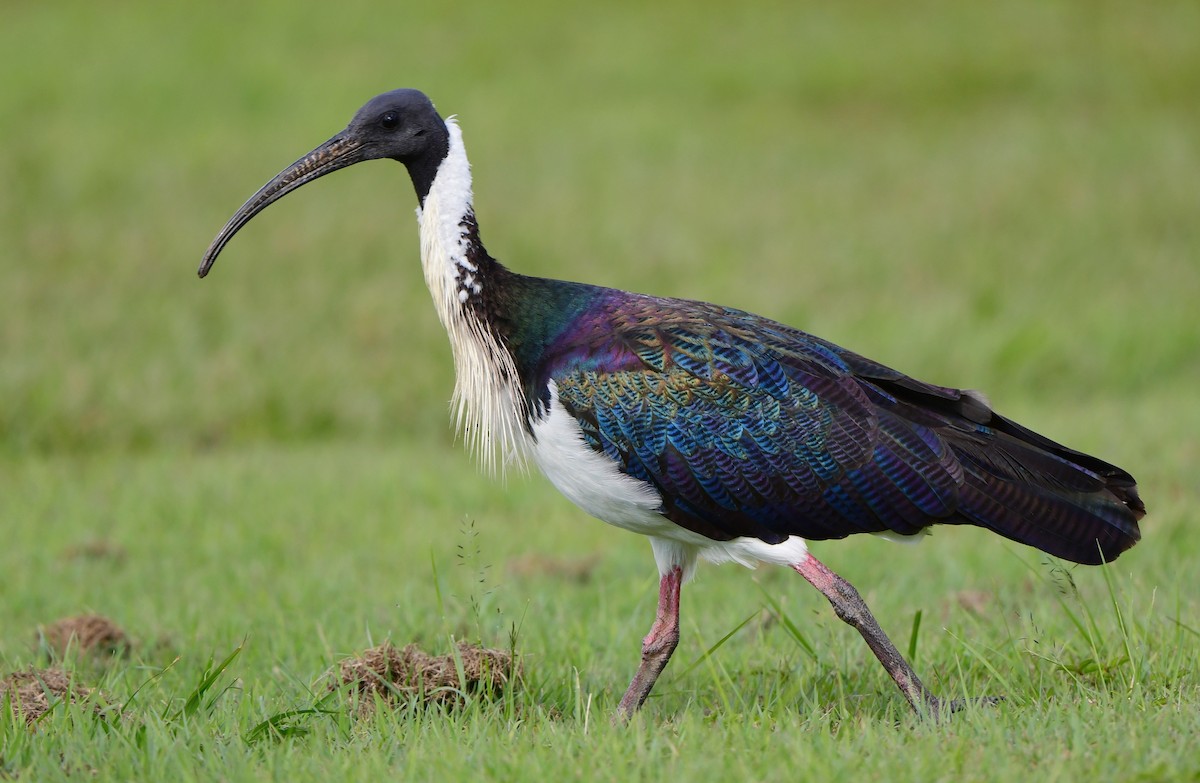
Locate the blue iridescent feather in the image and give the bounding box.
[496,276,1142,565]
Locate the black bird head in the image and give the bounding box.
[199,88,449,277]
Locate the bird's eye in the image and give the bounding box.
[380,111,400,130]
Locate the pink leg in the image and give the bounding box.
[793,553,948,716]
[616,566,683,719]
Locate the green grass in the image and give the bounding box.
[2,0,1198,780]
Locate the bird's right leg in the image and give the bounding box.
[615,565,683,720]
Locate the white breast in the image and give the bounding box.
[530,383,668,536]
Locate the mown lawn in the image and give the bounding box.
[2,1,1198,780]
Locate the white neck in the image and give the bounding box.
[416,119,528,472]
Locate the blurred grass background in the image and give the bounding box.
[1,1,1198,780]
[3,0,1196,456]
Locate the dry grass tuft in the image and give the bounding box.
[1,668,98,726]
[955,589,995,615]
[331,641,520,715]
[39,615,131,659]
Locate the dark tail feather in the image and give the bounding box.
[946,413,1143,566]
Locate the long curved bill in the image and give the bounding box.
[198,134,366,277]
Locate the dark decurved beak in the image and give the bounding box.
[198,134,366,277]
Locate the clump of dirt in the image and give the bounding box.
[508,553,601,583]
[60,538,127,563]
[39,615,130,659]
[331,641,520,715]
[1,668,99,726]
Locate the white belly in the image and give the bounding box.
[529,382,810,578]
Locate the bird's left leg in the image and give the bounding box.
[616,565,683,720]
[791,553,944,716]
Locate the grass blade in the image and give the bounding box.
[673,610,760,680]
[172,641,244,723]
[245,707,338,744]
[755,584,817,660]
[907,609,923,664]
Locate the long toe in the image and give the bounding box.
[927,694,1004,720]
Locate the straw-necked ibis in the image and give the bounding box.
[200,89,1144,719]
